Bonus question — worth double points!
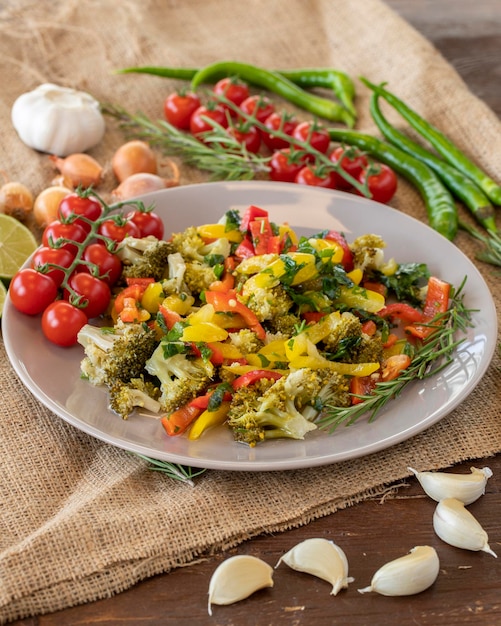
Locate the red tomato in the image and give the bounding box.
[126,209,164,239]
[41,301,88,347]
[358,163,398,204]
[189,104,228,137]
[31,246,75,287]
[79,243,122,285]
[97,218,141,242]
[227,124,261,153]
[213,77,250,109]
[269,148,306,182]
[260,112,298,150]
[42,220,88,255]
[329,146,369,190]
[58,194,103,232]
[9,268,58,315]
[65,272,111,319]
[292,121,331,155]
[163,91,201,130]
[295,165,335,188]
[239,95,275,123]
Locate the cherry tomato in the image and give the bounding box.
[42,301,88,347]
[79,243,122,285]
[292,121,331,155]
[239,95,275,123]
[329,146,369,190]
[42,220,88,255]
[126,209,164,239]
[269,148,306,182]
[189,104,228,137]
[163,91,201,130]
[64,272,111,319]
[260,112,298,150]
[97,218,141,242]
[32,246,75,287]
[227,124,261,154]
[213,77,250,110]
[58,194,103,232]
[295,165,335,188]
[357,163,398,204]
[9,268,58,315]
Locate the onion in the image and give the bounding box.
[49,153,103,188]
[33,185,73,227]
[111,167,180,201]
[0,181,34,221]
[111,140,157,183]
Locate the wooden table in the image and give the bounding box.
[12,2,500,624]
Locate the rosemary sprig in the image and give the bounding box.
[459,219,501,268]
[135,453,207,486]
[317,277,474,432]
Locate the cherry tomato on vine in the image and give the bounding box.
[329,146,369,190]
[58,194,103,232]
[97,218,141,243]
[41,301,88,347]
[126,209,164,239]
[64,273,111,319]
[79,243,122,286]
[42,220,88,255]
[295,165,335,188]
[239,95,275,124]
[213,77,250,110]
[292,121,331,155]
[227,124,261,154]
[9,268,58,315]
[261,112,298,151]
[32,246,75,287]
[269,148,306,182]
[357,163,398,204]
[189,104,228,137]
[163,91,201,130]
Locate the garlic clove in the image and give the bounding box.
[433,498,497,557]
[358,546,440,596]
[408,466,493,505]
[207,555,274,615]
[276,537,354,595]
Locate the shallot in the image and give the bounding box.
[111,140,157,182]
[49,153,103,188]
[33,185,72,227]
[0,181,34,221]
[111,167,179,201]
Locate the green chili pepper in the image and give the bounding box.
[369,92,497,233]
[328,128,458,241]
[118,62,356,127]
[360,77,501,206]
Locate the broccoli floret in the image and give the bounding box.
[183,261,218,294]
[108,377,161,419]
[227,328,264,355]
[168,226,206,262]
[144,344,214,412]
[161,252,187,296]
[352,334,384,365]
[78,321,157,387]
[227,370,320,447]
[240,283,294,322]
[350,234,387,273]
[268,312,303,336]
[118,236,171,281]
[321,312,363,355]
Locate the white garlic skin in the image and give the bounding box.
[208,555,274,615]
[433,498,497,557]
[408,466,493,505]
[276,537,354,595]
[358,546,440,596]
[11,83,106,156]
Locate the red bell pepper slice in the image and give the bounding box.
[349,375,378,405]
[188,389,233,410]
[378,302,425,324]
[302,311,327,324]
[231,369,284,390]
[324,230,354,271]
[209,256,237,292]
[158,305,182,329]
[361,320,377,336]
[204,289,266,341]
[234,236,256,259]
[249,216,273,255]
[114,283,150,314]
[161,404,203,436]
[406,277,451,340]
[240,205,269,232]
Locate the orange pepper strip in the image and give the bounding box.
[204,289,266,341]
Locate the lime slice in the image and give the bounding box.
[0,214,38,280]
[0,279,6,318]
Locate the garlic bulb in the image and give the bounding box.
[11,83,105,156]
[433,498,497,557]
[276,538,354,595]
[408,466,492,505]
[208,555,274,615]
[358,546,440,596]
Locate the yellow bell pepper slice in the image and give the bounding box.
[307,238,344,264]
[187,303,216,324]
[337,285,385,313]
[162,293,195,316]
[188,401,231,440]
[253,252,317,288]
[302,311,342,344]
[346,268,363,285]
[278,224,298,246]
[289,356,380,376]
[236,253,279,275]
[197,224,243,243]
[141,282,165,314]
[181,322,229,343]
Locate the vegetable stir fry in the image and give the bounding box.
[78,204,456,447]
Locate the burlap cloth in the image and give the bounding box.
[1,0,500,622]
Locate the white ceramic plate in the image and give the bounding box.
[3,181,497,471]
